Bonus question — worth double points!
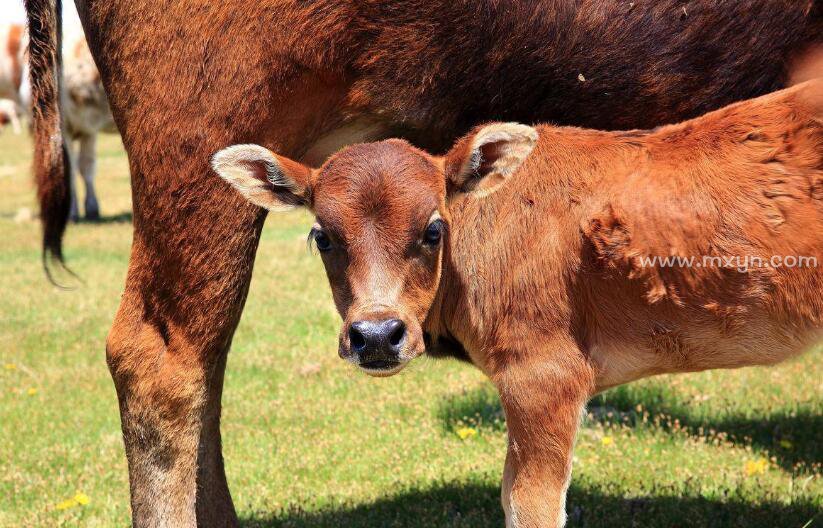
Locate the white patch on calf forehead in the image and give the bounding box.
[346,210,443,315]
[355,261,404,311]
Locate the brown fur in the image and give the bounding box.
[26,0,822,524]
[228,81,823,527]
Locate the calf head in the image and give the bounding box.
[212,123,537,376]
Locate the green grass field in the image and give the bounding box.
[0,131,820,527]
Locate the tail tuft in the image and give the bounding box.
[25,0,70,279]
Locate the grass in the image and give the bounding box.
[0,131,820,527]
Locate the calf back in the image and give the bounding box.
[440,82,823,386]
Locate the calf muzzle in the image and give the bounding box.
[343,318,408,374]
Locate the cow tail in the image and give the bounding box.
[25,0,71,282]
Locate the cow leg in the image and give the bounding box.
[195,336,235,525]
[106,181,264,526]
[10,110,21,134]
[77,134,100,220]
[66,137,80,222]
[495,340,594,528]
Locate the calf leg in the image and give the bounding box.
[77,134,100,220]
[494,340,594,528]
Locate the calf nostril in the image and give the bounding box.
[349,325,367,352]
[388,320,406,348]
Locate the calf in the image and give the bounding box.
[213,80,823,527]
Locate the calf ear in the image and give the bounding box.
[444,123,538,197]
[211,144,314,211]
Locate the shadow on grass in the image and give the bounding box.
[591,384,821,473]
[437,384,820,473]
[240,481,819,528]
[437,385,505,434]
[74,211,133,224]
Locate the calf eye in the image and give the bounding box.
[423,219,444,246]
[313,230,332,252]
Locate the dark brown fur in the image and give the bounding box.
[26,0,822,525]
[26,0,70,273]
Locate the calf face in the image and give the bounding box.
[213,124,537,375]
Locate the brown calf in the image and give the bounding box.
[27,0,821,523]
[214,80,823,527]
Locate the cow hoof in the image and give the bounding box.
[85,210,100,221]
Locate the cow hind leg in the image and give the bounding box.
[77,134,100,220]
[106,174,265,526]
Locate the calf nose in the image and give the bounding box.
[348,319,406,357]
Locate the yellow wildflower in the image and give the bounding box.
[27,388,37,396]
[74,493,90,505]
[779,440,793,449]
[456,427,478,440]
[744,458,768,476]
[601,436,614,447]
[4,363,16,370]
[55,499,76,510]
[55,492,89,511]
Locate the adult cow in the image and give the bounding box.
[25,0,821,526]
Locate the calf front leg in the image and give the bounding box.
[494,343,594,528]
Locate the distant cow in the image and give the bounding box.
[214,80,823,527]
[26,0,821,525]
[62,34,116,220]
[0,23,27,134]
[3,19,114,219]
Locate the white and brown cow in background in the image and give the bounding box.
[2,15,114,220]
[62,32,116,220]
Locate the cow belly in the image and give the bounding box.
[302,117,391,167]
